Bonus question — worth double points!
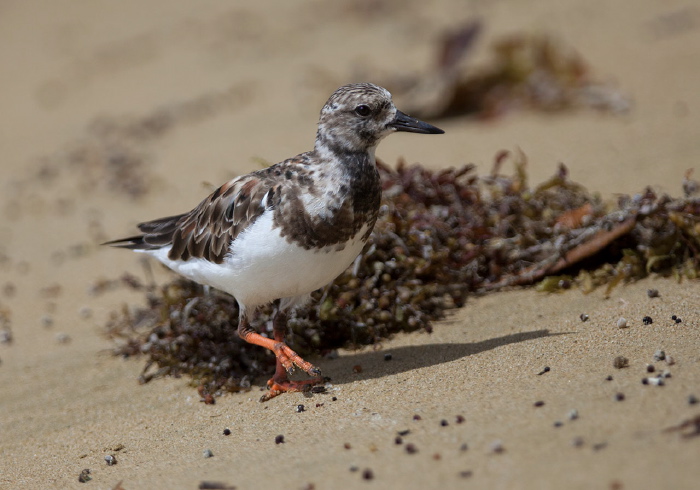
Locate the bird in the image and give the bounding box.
[105,82,444,401]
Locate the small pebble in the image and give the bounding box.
[104,454,117,466]
[653,350,666,361]
[571,437,584,448]
[440,419,449,426]
[617,317,628,329]
[671,315,677,321]
[647,289,660,298]
[275,435,285,444]
[362,469,374,480]
[615,392,625,401]
[580,313,589,322]
[459,470,473,478]
[489,440,504,454]
[78,469,92,483]
[642,316,653,325]
[661,370,672,378]
[554,421,563,428]
[412,414,422,421]
[352,364,363,373]
[55,333,71,344]
[405,443,418,454]
[203,449,214,458]
[537,366,551,375]
[675,317,682,324]
[384,353,392,361]
[688,395,698,405]
[344,442,351,449]
[642,377,664,386]
[459,443,469,451]
[40,316,54,328]
[646,364,655,373]
[567,409,579,421]
[223,428,231,436]
[456,415,465,424]
[332,397,338,402]
[394,436,403,445]
[397,429,411,436]
[613,356,629,369]
[296,404,305,413]
[592,442,608,452]
[534,400,545,407]
[665,355,675,366]
[349,466,359,472]
[605,375,613,381]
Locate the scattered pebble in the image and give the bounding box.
[653,350,666,361]
[642,316,653,325]
[459,443,469,451]
[580,313,589,322]
[534,400,545,407]
[571,437,584,448]
[384,353,392,361]
[537,366,551,375]
[296,404,305,413]
[671,315,677,321]
[646,364,655,373]
[40,315,53,328]
[413,414,422,421]
[55,333,71,344]
[203,449,214,458]
[615,392,625,401]
[394,436,403,445]
[665,355,676,366]
[675,317,682,324]
[456,415,465,424]
[405,443,418,454]
[440,419,449,426]
[78,469,92,483]
[311,386,326,394]
[344,443,351,449]
[661,370,672,378]
[397,429,411,436]
[688,395,698,405]
[647,289,660,298]
[592,442,608,451]
[489,440,504,454]
[78,306,93,319]
[642,377,664,386]
[617,317,628,329]
[198,482,236,490]
[554,421,563,428]
[459,470,473,478]
[362,469,374,480]
[349,466,359,472]
[223,428,231,436]
[332,397,338,402]
[568,409,579,421]
[104,454,117,466]
[275,435,285,444]
[605,375,613,381]
[613,356,629,369]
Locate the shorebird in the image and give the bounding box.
[105,82,444,400]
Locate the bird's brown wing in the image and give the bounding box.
[106,174,279,264]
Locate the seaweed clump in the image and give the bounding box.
[104,153,700,396]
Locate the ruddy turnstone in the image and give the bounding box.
[105,82,444,401]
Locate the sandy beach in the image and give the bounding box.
[1,1,699,489]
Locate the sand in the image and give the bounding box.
[1,1,699,489]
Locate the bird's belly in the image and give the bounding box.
[146,212,369,309]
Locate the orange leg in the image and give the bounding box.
[238,310,322,401]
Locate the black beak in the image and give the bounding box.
[389,110,444,134]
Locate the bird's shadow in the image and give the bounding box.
[304,329,567,386]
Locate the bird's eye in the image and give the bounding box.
[355,105,371,117]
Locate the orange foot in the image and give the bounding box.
[260,376,324,402]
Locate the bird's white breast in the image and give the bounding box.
[145,210,369,312]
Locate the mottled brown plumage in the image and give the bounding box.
[105,82,443,400]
